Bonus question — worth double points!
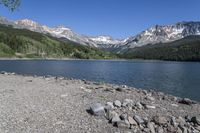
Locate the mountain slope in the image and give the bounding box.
[124,22,200,49]
[120,36,200,61]
[0,24,116,59]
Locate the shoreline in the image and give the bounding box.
[0,57,200,63]
[0,72,200,132]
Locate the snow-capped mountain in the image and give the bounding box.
[1,16,200,51]
[15,19,98,47]
[125,22,200,48]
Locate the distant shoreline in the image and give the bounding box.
[0,57,199,63]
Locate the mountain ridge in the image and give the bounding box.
[1,16,200,52]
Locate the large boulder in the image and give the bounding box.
[89,103,105,116]
[178,98,196,105]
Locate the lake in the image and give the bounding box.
[0,60,200,101]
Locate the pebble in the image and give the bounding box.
[90,103,105,116]
[133,115,144,125]
[156,126,164,133]
[171,104,179,107]
[105,110,117,120]
[145,96,155,101]
[153,116,168,125]
[135,102,143,109]
[112,115,121,124]
[128,116,137,126]
[114,100,122,107]
[122,99,133,107]
[144,104,156,109]
[147,122,155,133]
[117,119,130,129]
[120,113,128,120]
[106,102,114,109]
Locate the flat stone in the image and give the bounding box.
[144,105,156,109]
[114,100,121,107]
[171,104,179,107]
[133,115,144,125]
[153,116,168,125]
[117,119,130,129]
[90,103,105,116]
[128,116,137,126]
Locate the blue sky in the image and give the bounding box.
[0,0,200,39]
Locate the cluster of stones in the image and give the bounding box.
[89,98,200,133]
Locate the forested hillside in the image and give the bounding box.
[120,36,200,61]
[0,24,116,59]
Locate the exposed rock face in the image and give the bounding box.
[124,22,200,49]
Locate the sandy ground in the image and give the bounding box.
[0,73,199,133]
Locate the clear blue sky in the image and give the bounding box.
[0,0,200,39]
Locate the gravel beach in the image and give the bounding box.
[0,72,200,133]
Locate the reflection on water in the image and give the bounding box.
[0,60,200,101]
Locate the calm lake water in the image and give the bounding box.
[0,60,200,101]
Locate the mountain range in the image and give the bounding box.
[0,16,200,61]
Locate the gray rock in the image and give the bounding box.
[171,117,178,127]
[128,116,137,126]
[117,119,130,129]
[153,116,168,125]
[178,98,196,105]
[176,116,186,126]
[144,104,156,109]
[191,115,200,125]
[106,102,114,109]
[120,113,128,120]
[135,102,143,109]
[114,100,121,107]
[195,125,200,131]
[133,115,144,125]
[178,125,187,133]
[156,126,164,133]
[145,96,155,101]
[89,103,105,116]
[122,99,133,107]
[112,115,121,124]
[167,124,176,133]
[147,122,155,133]
[116,87,126,92]
[105,109,117,120]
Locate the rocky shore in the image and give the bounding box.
[0,72,200,133]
